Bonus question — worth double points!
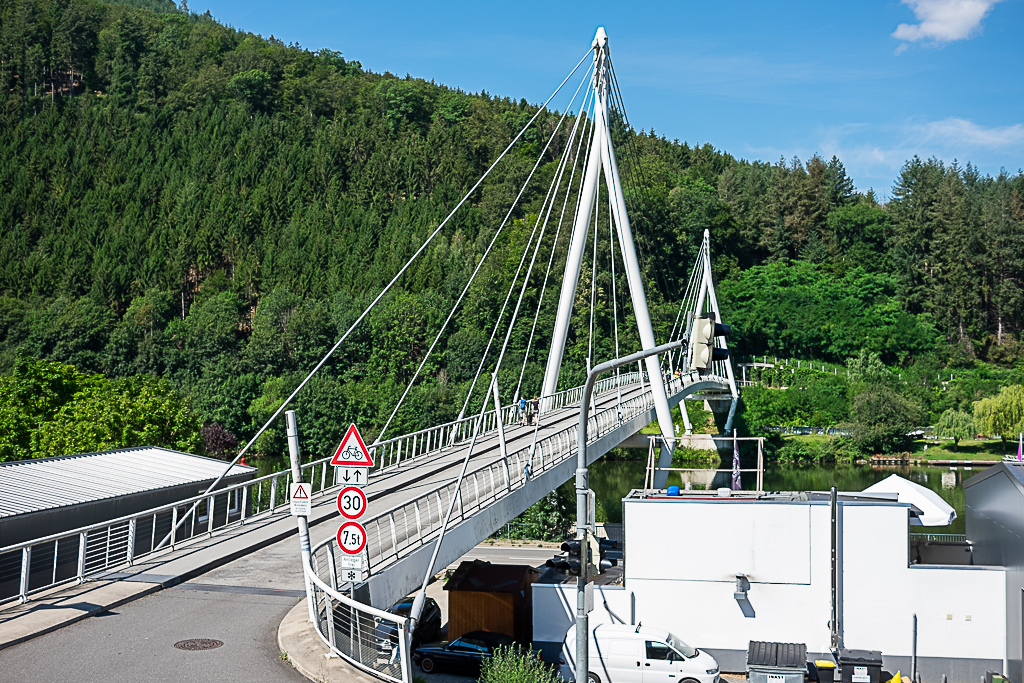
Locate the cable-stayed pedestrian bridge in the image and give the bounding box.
[1,26,740,683]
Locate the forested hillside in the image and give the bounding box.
[1,0,1022,462]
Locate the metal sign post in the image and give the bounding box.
[286,410,316,623]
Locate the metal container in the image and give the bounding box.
[747,641,808,683]
[838,649,883,683]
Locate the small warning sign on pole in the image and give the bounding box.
[330,424,375,468]
[290,483,311,517]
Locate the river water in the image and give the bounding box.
[589,457,973,534]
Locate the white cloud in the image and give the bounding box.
[739,117,1024,196]
[892,0,1003,45]
[917,117,1024,148]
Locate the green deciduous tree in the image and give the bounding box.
[845,386,922,454]
[31,375,204,457]
[974,385,1024,453]
[934,408,975,452]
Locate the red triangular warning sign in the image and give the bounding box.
[330,424,375,467]
[293,484,309,500]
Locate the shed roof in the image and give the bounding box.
[0,447,256,518]
[445,560,535,593]
[963,461,1024,493]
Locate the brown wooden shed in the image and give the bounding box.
[444,560,538,643]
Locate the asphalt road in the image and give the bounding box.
[0,538,555,683]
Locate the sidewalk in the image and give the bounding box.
[0,499,326,651]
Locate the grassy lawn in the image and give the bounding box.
[909,438,1007,460]
[779,434,1009,460]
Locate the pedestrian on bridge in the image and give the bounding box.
[531,396,539,425]
[519,396,528,425]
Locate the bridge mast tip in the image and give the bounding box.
[593,27,608,49]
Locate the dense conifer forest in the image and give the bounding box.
[1,0,1022,463]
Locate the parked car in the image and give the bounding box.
[374,597,442,653]
[412,629,518,675]
[560,623,720,683]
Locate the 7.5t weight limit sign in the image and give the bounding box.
[336,486,367,520]
[337,521,367,555]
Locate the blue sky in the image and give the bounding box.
[196,0,1023,196]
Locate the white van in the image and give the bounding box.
[560,623,720,683]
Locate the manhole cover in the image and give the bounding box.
[174,639,224,651]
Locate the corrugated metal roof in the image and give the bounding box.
[0,447,257,518]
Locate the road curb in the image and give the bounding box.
[277,599,381,683]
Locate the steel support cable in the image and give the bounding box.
[607,61,681,315]
[373,63,593,443]
[609,193,623,411]
[458,70,594,418]
[600,68,673,352]
[677,238,710,370]
[477,88,594,413]
[154,49,593,551]
[520,97,602,458]
[666,239,704,371]
[669,241,704,370]
[511,94,594,403]
[512,95,596,402]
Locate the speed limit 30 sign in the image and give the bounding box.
[337,521,367,555]
[336,486,368,520]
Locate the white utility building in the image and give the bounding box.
[534,484,1006,681]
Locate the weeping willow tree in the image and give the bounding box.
[974,385,1024,453]
[934,408,975,452]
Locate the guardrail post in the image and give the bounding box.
[270,476,278,512]
[323,548,338,649]
[241,486,249,524]
[19,547,31,603]
[77,532,87,583]
[388,513,399,559]
[127,519,137,566]
[170,507,178,549]
[490,379,512,492]
[208,495,215,535]
[414,500,423,544]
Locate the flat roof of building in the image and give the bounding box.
[0,446,256,518]
[624,489,904,504]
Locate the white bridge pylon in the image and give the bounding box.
[660,229,741,488]
[541,27,676,478]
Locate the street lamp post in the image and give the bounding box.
[575,337,687,683]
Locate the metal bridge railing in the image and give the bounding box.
[368,371,647,471]
[0,371,706,609]
[302,377,686,680]
[346,378,668,578]
[0,373,651,607]
[0,448,345,607]
[306,549,410,683]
